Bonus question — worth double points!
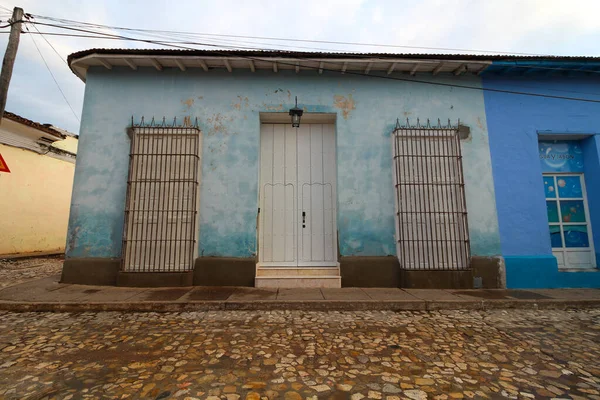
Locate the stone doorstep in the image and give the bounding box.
[0,298,600,313]
[255,276,342,289]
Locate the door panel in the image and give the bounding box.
[259,123,337,266]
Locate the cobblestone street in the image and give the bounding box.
[0,257,63,289]
[0,309,599,400]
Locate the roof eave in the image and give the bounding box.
[67,51,493,82]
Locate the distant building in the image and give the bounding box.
[0,111,78,257]
[61,49,600,289]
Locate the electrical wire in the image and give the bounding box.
[1,18,595,104]
[27,29,80,122]
[17,16,600,77]
[30,23,68,65]
[30,13,556,57]
[16,28,600,96]
[21,20,600,104]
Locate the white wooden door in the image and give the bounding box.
[259,123,337,267]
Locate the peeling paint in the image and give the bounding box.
[262,103,284,111]
[206,113,229,136]
[476,117,484,130]
[232,96,250,110]
[182,98,194,110]
[333,94,356,119]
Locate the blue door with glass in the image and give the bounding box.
[544,173,596,269]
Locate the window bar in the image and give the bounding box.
[122,130,135,270]
[394,133,405,269]
[456,130,470,266]
[190,134,198,267]
[189,135,197,270]
[140,128,151,271]
[455,128,469,268]
[452,129,463,269]
[424,126,438,269]
[136,129,147,271]
[415,131,426,270]
[396,132,407,268]
[182,131,190,271]
[153,129,164,271]
[176,131,185,271]
[393,122,470,271]
[167,133,177,272]
[158,128,173,269]
[444,129,458,270]
[123,122,201,273]
[147,133,157,271]
[411,128,422,270]
[407,132,416,269]
[421,131,433,270]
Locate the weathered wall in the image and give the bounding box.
[0,143,75,255]
[67,67,500,260]
[483,74,600,288]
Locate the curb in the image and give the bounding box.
[0,299,599,312]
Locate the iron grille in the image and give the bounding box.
[392,119,470,270]
[122,117,201,272]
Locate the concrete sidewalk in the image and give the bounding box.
[1,274,600,312]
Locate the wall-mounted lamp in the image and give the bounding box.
[289,96,303,128]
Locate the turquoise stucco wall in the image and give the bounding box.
[66,67,501,260]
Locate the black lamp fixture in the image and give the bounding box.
[289,96,303,128]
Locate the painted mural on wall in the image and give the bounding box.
[539,140,584,173]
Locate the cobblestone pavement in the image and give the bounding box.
[0,257,63,289]
[1,310,600,400]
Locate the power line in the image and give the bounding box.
[21,20,600,77]
[32,22,600,103]
[11,30,598,97]
[13,20,600,104]
[18,17,600,77]
[29,22,68,65]
[27,30,80,122]
[25,21,600,104]
[30,13,555,57]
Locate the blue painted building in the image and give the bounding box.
[61,49,600,289]
[482,60,600,288]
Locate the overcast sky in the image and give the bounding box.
[0,0,599,134]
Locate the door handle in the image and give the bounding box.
[302,211,306,228]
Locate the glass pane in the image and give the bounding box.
[557,176,583,198]
[560,200,586,223]
[564,225,590,248]
[549,225,562,248]
[546,201,559,223]
[543,177,556,198]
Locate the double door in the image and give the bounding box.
[258,123,337,267]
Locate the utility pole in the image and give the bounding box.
[0,7,24,122]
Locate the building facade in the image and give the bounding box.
[61,49,600,289]
[483,60,600,288]
[0,112,78,257]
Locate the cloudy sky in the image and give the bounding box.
[0,0,599,134]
